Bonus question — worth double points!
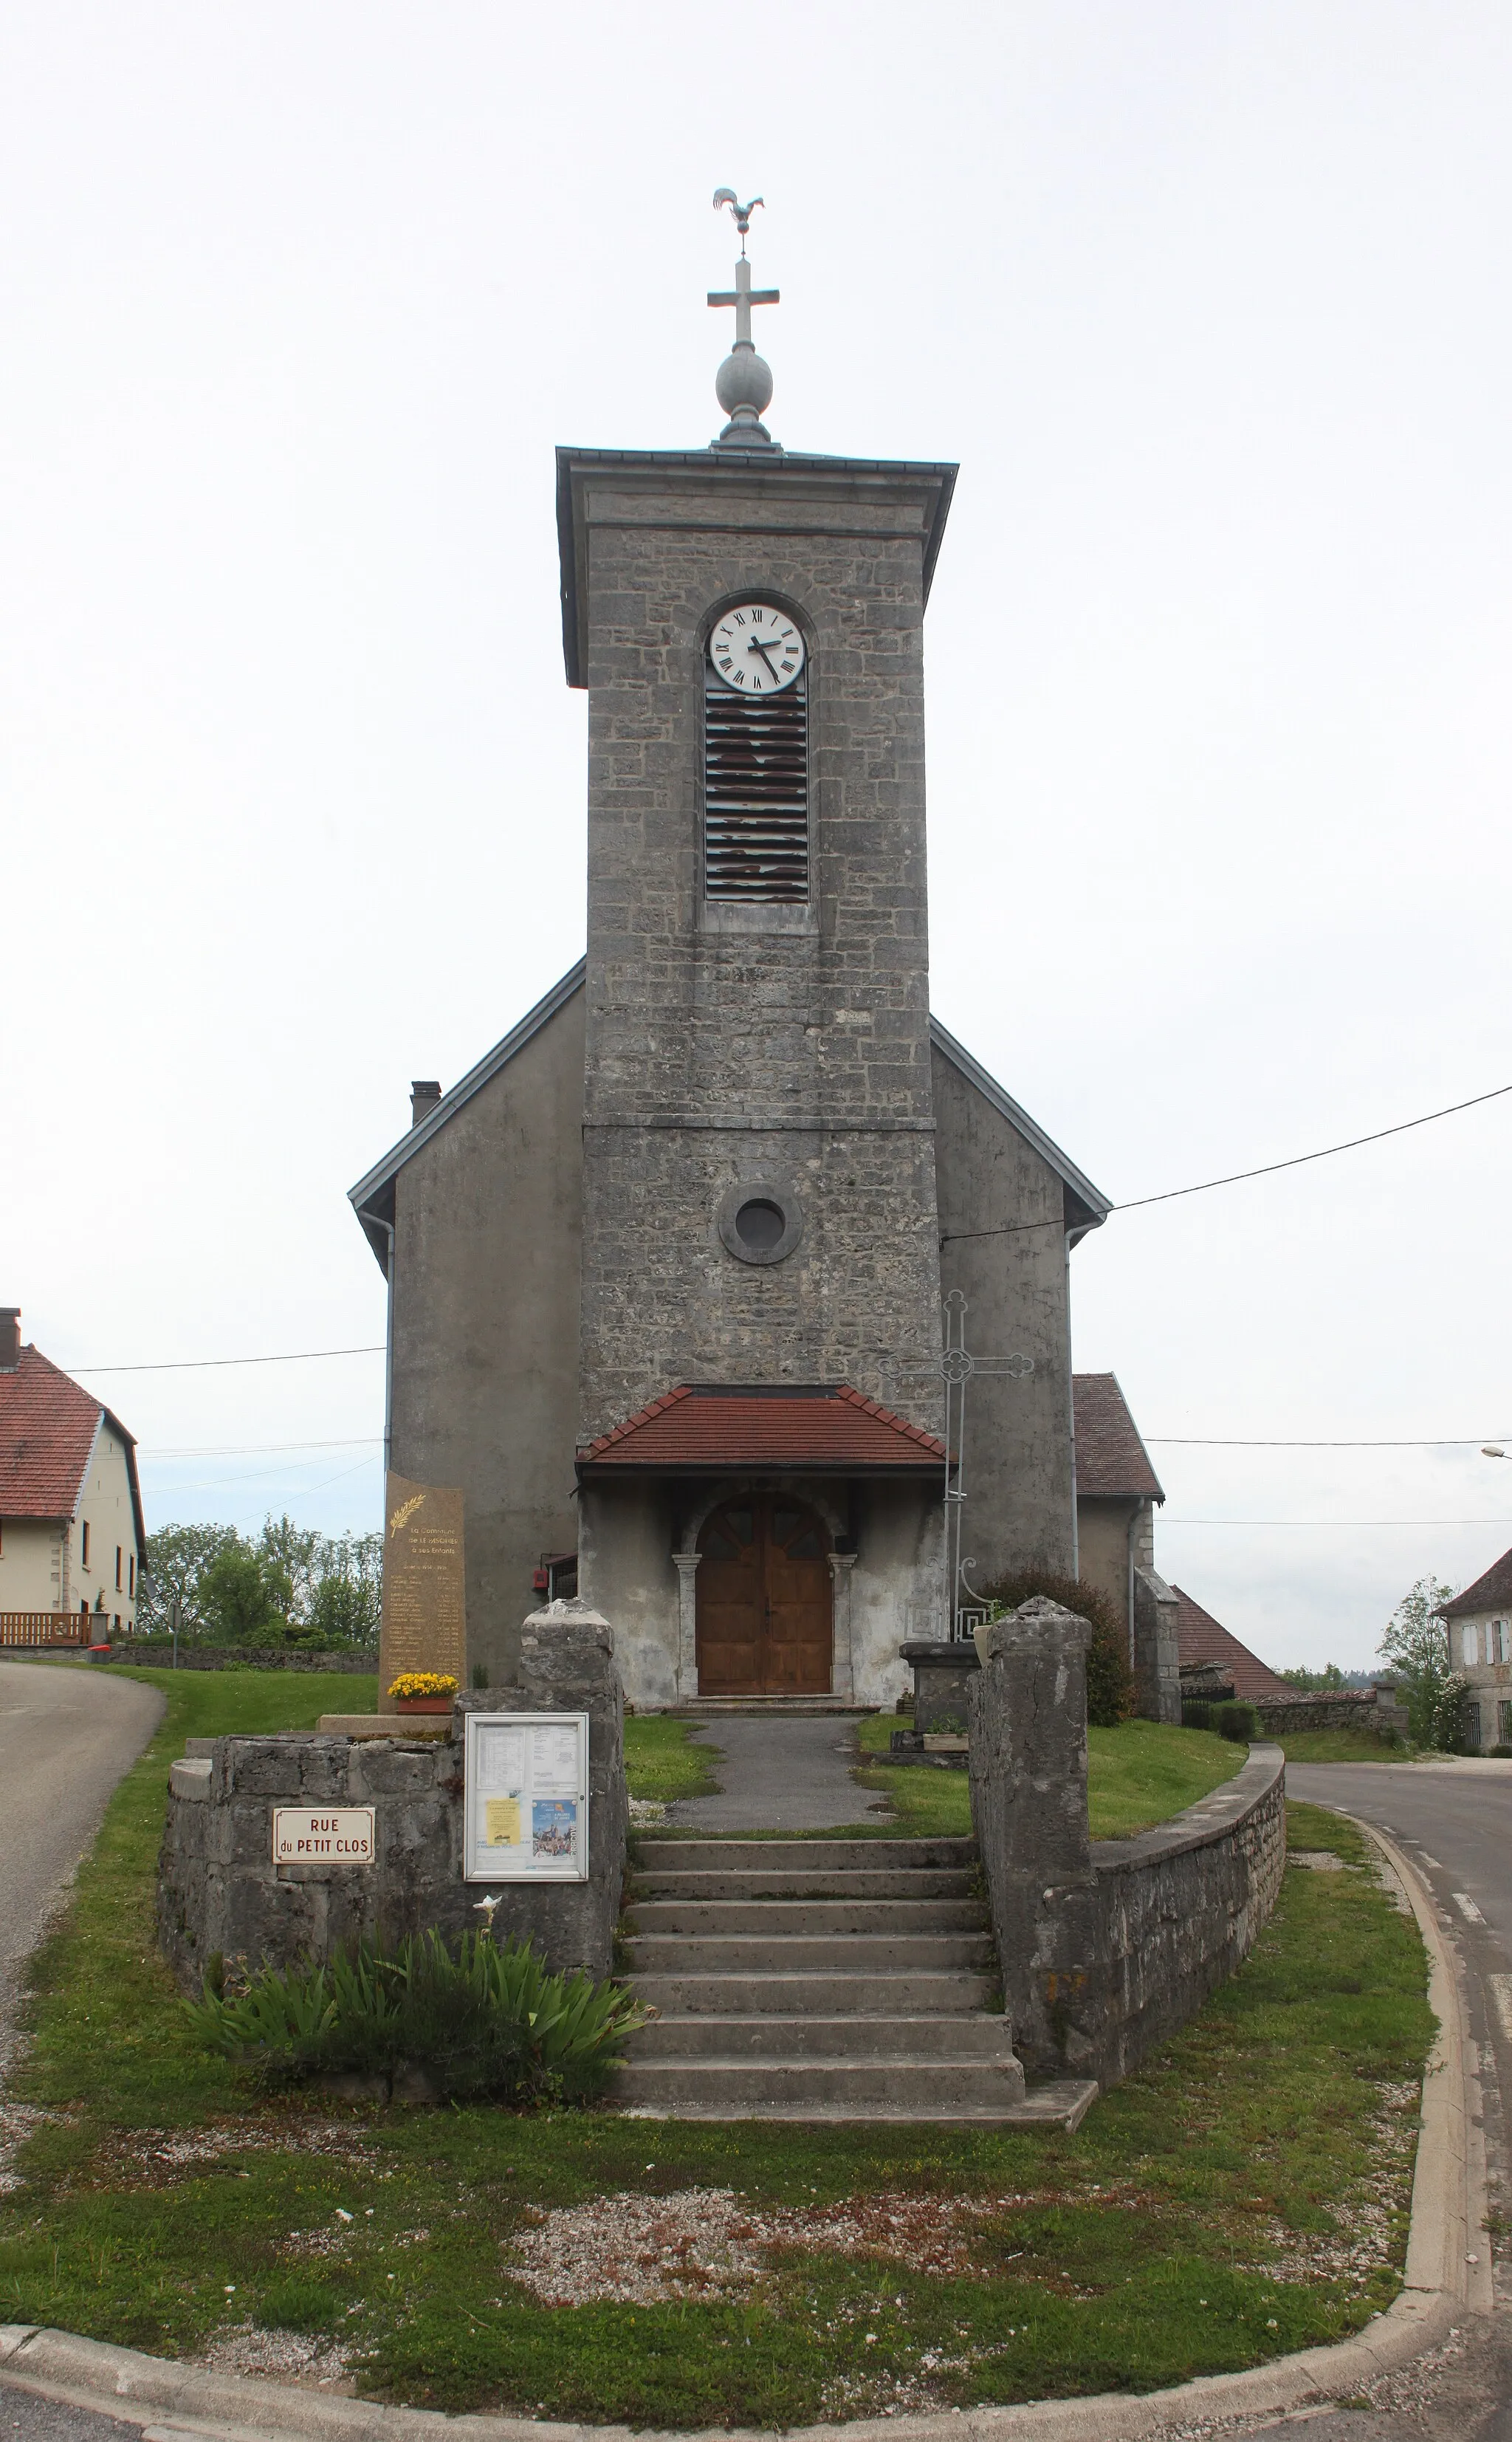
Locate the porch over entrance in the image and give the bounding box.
[576,1385,948,1710]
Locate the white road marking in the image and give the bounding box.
[1418,1852,1443,1868]
[1453,1892,1488,1924]
[1489,1975,1512,2044]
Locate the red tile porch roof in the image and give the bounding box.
[1072,1373,1165,1503]
[577,1385,949,1475]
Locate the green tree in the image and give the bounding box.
[138,1523,239,1634]
[256,1515,325,1623]
[1379,1575,1465,1750]
[197,1542,294,1645]
[306,1531,382,1645]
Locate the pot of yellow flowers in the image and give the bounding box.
[388,1671,458,1716]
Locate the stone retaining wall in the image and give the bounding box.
[114,1645,379,1675]
[1253,1689,1406,1738]
[157,1609,626,1991]
[969,1601,1286,2088]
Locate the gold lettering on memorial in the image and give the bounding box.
[379,1472,467,1711]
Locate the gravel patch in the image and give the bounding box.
[196,2321,353,2390]
[504,2185,1098,2307]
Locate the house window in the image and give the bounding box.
[81,1520,91,1568]
[115,1546,123,1591]
[1463,1623,1479,1667]
[703,658,809,902]
[128,1552,135,1598]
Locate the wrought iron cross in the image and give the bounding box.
[893,1292,1034,1644]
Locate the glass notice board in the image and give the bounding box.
[463,1712,589,1883]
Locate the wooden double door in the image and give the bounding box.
[695,1492,833,1695]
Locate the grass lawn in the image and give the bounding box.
[1267,1729,1407,1765]
[624,1715,721,1806]
[0,1666,1433,2424]
[851,1716,1245,1841]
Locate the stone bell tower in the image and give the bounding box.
[555,192,961,1700]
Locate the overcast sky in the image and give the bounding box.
[7,1,1511,1669]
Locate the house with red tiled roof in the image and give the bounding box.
[1173,1585,1291,1702]
[1443,1549,1512,1752]
[0,1309,145,1646]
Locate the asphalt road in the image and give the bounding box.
[0,1659,163,2073]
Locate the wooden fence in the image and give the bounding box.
[0,1613,89,1649]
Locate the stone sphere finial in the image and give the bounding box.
[715,343,774,429]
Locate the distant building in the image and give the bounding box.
[1072,1373,1164,1647]
[1442,1551,1512,1752]
[1174,1585,1291,1701]
[0,1309,145,1644]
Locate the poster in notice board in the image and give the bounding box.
[463,1712,589,1883]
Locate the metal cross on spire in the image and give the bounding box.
[709,187,780,450]
[893,1292,1035,1643]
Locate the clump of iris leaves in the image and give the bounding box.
[185,1928,643,2105]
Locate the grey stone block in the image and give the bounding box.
[157,1605,628,1995]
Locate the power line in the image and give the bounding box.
[69,1345,385,1376]
[942,1077,1512,1246]
[1164,1515,1512,1528]
[142,1436,383,1459]
[1147,1435,1512,1449]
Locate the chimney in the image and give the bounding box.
[0,1309,19,1371]
[410,1080,442,1130]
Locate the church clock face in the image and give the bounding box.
[709,603,805,695]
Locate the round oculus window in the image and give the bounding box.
[716,1180,803,1266]
[734,1198,785,1252]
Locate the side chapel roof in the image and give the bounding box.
[1441,1547,1512,1618]
[348,961,1111,1272]
[0,1344,146,1548]
[1072,1373,1164,1503]
[1173,1586,1291,1701]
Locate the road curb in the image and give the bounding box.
[0,1808,1491,2442]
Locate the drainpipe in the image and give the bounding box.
[371,1216,396,1481]
[1126,1503,1139,1673]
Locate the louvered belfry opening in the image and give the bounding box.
[704,666,809,902]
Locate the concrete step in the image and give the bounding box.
[632,1867,980,1901]
[630,2012,1016,2060]
[622,1931,994,1975]
[612,2054,1028,2113]
[630,1969,1000,2017]
[629,1896,987,1937]
[618,2078,1102,2130]
[667,1700,879,1718]
[633,1836,977,1874]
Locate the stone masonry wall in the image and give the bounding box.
[571,456,952,1447]
[157,1609,627,1993]
[1251,1690,1406,1738]
[969,1599,1285,2088]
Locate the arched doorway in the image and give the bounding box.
[696,1492,832,1695]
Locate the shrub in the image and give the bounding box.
[185,1929,642,2105]
[1213,1700,1258,1743]
[977,1570,1134,1727]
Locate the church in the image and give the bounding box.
[349,199,1112,1711]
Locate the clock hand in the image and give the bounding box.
[749,635,783,676]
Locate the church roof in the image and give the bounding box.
[0,1344,145,1545]
[1442,1546,1512,1618]
[1073,1373,1164,1503]
[348,963,1110,1270]
[929,1016,1110,1241]
[1174,1586,1291,1700]
[577,1383,949,1476]
[554,447,958,690]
